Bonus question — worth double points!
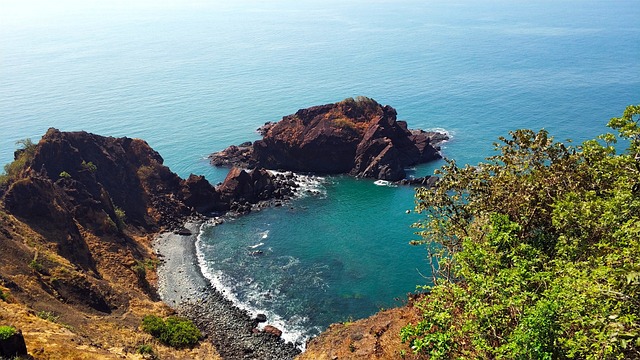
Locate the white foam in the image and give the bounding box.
[249,242,264,249]
[194,220,311,349]
[268,170,328,199]
[374,179,398,187]
[426,127,453,142]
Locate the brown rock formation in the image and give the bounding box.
[0,129,226,358]
[210,97,447,181]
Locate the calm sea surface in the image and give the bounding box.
[2,0,639,344]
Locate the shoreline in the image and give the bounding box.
[154,220,301,359]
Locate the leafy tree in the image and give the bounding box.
[402,105,640,359]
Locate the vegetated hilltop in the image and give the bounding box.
[210,96,448,181]
[301,105,640,359]
[0,128,228,359]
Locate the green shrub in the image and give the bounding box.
[114,206,126,226]
[0,326,16,341]
[0,138,37,186]
[81,160,97,173]
[141,315,201,349]
[137,343,155,355]
[402,105,640,359]
[37,311,59,323]
[333,118,357,131]
[0,289,6,302]
[29,259,43,273]
[59,171,71,179]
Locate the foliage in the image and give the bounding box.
[141,315,201,349]
[0,138,37,186]
[0,326,16,341]
[132,259,157,279]
[114,206,126,227]
[137,343,156,358]
[59,171,71,179]
[333,118,359,132]
[81,160,97,173]
[0,289,6,302]
[402,105,640,359]
[37,311,59,323]
[29,259,43,273]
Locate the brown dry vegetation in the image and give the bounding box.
[298,299,425,360]
[0,206,221,360]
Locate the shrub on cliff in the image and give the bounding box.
[141,315,201,349]
[0,138,36,186]
[402,105,640,359]
[0,326,16,341]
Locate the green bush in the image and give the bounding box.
[0,289,6,302]
[114,206,126,227]
[81,160,97,173]
[0,138,37,186]
[402,105,640,359]
[29,259,43,273]
[59,171,71,179]
[137,343,155,355]
[141,315,201,348]
[0,326,16,340]
[37,311,59,323]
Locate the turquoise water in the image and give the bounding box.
[2,0,639,344]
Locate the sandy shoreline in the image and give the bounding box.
[154,220,301,359]
[155,221,210,307]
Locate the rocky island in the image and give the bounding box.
[210,97,448,181]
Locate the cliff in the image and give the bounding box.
[0,129,300,359]
[210,97,448,181]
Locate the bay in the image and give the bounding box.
[1,0,638,344]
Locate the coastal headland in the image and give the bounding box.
[0,98,444,358]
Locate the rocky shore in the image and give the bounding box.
[155,221,301,359]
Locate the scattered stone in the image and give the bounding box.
[175,227,192,236]
[263,325,283,338]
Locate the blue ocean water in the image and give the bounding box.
[2,0,639,344]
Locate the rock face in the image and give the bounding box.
[0,329,28,358]
[0,129,306,315]
[218,167,298,214]
[210,97,447,181]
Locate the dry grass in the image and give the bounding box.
[298,301,424,360]
[0,208,222,359]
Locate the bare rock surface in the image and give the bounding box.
[210,97,448,181]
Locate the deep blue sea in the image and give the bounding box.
[2,0,639,345]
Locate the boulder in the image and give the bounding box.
[0,328,28,358]
[263,325,282,338]
[180,174,223,213]
[218,167,282,207]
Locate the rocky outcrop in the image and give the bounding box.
[0,328,28,359]
[210,97,447,181]
[218,167,298,214]
[394,175,440,187]
[180,174,223,213]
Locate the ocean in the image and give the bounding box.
[1,0,638,345]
